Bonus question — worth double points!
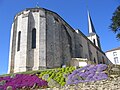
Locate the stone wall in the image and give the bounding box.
[40,77,120,90]
[46,12,74,68]
[46,13,62,68]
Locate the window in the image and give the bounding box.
[17,31,21,51]
[102,57,105,64]
[54,17,59,22]
[114,57,119,64]
[94,58,96,64]
[89,51,92,61]
[93,39,96,45]
[79,44,83,58]
[113,52,117,56]
[32,28,36,49]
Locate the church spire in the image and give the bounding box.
[87,10,101,49]
[87,10,96,34]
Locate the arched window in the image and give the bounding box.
[32,28,36,49]
[17,31,21,51]
[93,39,96,45]
[94,58,96,64]
[102,57,105,64]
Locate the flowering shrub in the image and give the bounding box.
[0,65,109,89]
[37,66,76,87]
[0,74,48,90]
[66,64,108,85]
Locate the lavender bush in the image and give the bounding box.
[37,66,76,87]
[66,64,108,85]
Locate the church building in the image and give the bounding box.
[8,7,110,73]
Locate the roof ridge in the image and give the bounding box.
[106,47,120,52]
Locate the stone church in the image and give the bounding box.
[8,7,110,73]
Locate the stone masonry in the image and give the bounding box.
[8,7,110,73]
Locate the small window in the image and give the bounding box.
[114,57,119,64]
[113,52,117,56]
[93,39,96,45]
[32,28,36,49]
[54,17,59,22]
[17,31,21,51]
[102,57,105,64]
[94,58,96,64]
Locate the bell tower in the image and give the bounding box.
[87,11,101,49]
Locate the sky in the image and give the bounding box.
[0,0,120,75]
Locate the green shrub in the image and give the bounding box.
[56,77,61,82]
[47,77,52,82]
[61,82,66,86]
[37,66,78,87]
[60,77,65,82]
[61,68,65,72]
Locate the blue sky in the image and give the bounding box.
[0,0,120,75]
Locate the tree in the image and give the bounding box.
[110,5,120,39]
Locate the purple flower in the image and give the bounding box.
[66,64,108,85]
[0,74,48,89]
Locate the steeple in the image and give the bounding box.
[87,10,101,49]
[87,11,96,34]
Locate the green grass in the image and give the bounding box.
[0,68,54,77]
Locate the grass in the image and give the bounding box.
[0,68,54,77]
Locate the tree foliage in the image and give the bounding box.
[110,5,120,39]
